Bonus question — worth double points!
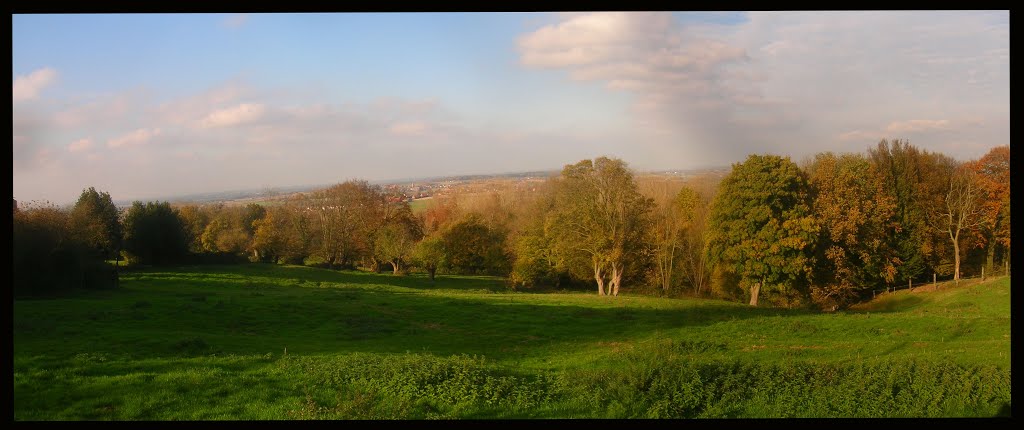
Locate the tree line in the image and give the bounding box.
[13,140,1009,309]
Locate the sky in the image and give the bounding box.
[12,11,1010,205]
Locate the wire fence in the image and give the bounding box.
[871,262,1011,298]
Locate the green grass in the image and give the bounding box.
[13,264,1011,419]
[409,198,433,214]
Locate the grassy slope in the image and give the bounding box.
[13,265,1011,419]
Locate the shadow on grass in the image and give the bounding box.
[848,295,927,314]
[167,263,510,292]
[15,264,814,361]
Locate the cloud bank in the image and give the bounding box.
[518,11,1008,166]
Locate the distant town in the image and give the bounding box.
[112,167,730,209]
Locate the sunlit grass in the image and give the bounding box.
[13,265,1010,419]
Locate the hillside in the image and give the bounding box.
[13,265,1011,419]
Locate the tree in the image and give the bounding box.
[546,157,653,296]
[508,185,564,290]
[200,213,250,255]
[644,183,710,295]
[806,152,897,309]
[176,204,211,253]
[706,154,818,307]
[309,182,368,269]
[868,140,928,283]
[68,187,122,266]
[966,146,1010,272]
[937,165,983,284]
[122,201,189,265]
[412,235,446,282]
[374,223,416,275]
[867,139,955,283]
[675,186,715,296]
[252,206,289,263]
[14,202,114,295]
[440,213,509,275]
[645,181,685,294]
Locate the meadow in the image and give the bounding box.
[13,264,1011,419]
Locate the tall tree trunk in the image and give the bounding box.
[428,266,436,282]
[953,236,961,283]
[749,280,761,307]
[390,260,400,275]
[986,242,996,275]
[695,256,707,296]
[610,262,623,296]
[594,259,606,296]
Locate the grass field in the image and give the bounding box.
[13,264,1011,419]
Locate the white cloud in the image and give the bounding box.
[199,103,266,128]
[12,67,57,102]
[108,128,161,148]
[68,138,94,152]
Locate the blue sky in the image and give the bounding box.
[12,12,1009,204]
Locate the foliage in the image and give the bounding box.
[13,201,116,296]
[806,153,898,309]
[68,187,122,260]
[867,140,955,282]
[545,157,654,296]
[707,154,818,306]
[966,146,1010,269]
[411,235,446,281]
[374,223,417,275]
[122,201,190,265]
[440,213,510,276]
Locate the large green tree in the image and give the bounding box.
[546,157,653,296]
[706,154,818,307]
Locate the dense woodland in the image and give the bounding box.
[13,140,1010,310]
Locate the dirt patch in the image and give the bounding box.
[742,344,768,351]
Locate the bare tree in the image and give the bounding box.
[938,166,984,284]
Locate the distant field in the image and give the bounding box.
[13,265,1010,419]
[409,197,434,214]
